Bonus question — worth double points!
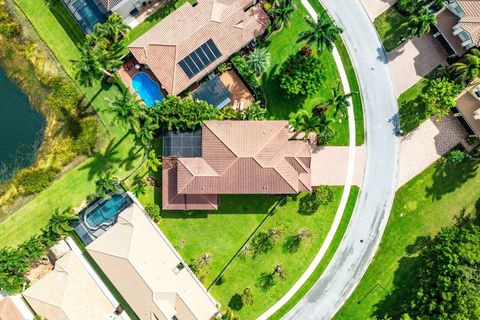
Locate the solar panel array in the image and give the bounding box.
[178,39,222,79]
[163,129,202,158]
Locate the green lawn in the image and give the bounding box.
[335,157,480,319]
[374,6,409,52]
[0,0,145,247]
[398,69,437,133]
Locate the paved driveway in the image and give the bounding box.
[397,115,468,188]
[361,0,396,20]
[387,33,448,95]
[311,146,365,186]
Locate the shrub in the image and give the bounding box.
[421,78,461,120]
[280,52,324,97]
[231,54,264,101]
[14,167,59,195]
[447,150,466,164]
[145,204,162,222]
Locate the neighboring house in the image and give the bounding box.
[86,200,219,320]
[22,251,122,320]
[435,0,480,57]
[162,121,315,210]
[454,88,480,136]
[0,296,34,320]
[128,0,269,94]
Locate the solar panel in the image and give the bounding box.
[178,39,222,79]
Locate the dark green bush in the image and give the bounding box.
[280,52,324,97]
[15,167,60,195]
[231,54,264,101]
[145,204,162,223]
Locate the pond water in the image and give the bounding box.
[0,67,45,183]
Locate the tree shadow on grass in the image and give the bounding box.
[372,236,431,319]
[425,158,479,201]
[256,272,275,291]
[43,0,86,46]
[228,293,243,311]
[79,134,128,180]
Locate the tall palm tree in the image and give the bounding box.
[297,14,343,52]
[406,6,436,38]
[107,88,144,132]
[98,13,131,44]
[451,48,480,84]
[289,109,331,140]
[95,171,120,197]
[136,120,159,147]
[247,48,271,76]
[322,83,356,119]
[146,150,162,172]
[72,43,106,86]
[48,208,76,236]
[272,264,287,279]
[270,0,296,30]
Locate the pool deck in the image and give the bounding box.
[218,70,254,110]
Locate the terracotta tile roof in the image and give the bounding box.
[456,90,480,136]
[455,0,480,45]
[162,121,314,210]
[436,8,466,56]
[0,298,25,320]
[129,0,268,94]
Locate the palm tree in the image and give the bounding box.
[289,109,331,140]
[193,252,212,272]
[406,6,436,38]
[247,48,271,76]
[72,43,105,86]
[322,83,356,119]
[98,13,131,44]
[272,264,287,279]
[131,176,148,196]
[242,100,268,120]
[270,0,296,30]
[107,88,144,132]
[146,150,162,172]
[268,226,284,243]
[451,48,480,84]
[297,14,343,52]
[136,120,159,147]
[48,208,76,236]
[95,171,120,197]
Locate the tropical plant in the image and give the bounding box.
[136,119,159,147]
[95,171,121,197]
[396,0,445,14]
[272,264,287,279]
[131,176,148,196]
[284,228,312,253]
[96,13,131,44]
[447,150,467,164]
[145,204,162,222]
[19,236,46,261]
[155,95,220,131]
[46,208,76,237]
[242,100,269,120]
[289,109,332,141]
[267,225,284,243]
[269,0,296,30]
[192,253,212,272]
[107,88,144,132]
[298,185,334,215]
[72,43,106,86]
[280,52,324,97]
[297,14,342,52]
[220,106,242,120]
[420,78,461,119]
[451,48,480,84]
[406,6,436,38]
[146,150,162,172]
[247,48,271,76]
[241,287,254,306]
[223,308,239,320]
[322,83,356,119]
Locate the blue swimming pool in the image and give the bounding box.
[84,193,132,230]
[68,0,107,34]
[132,73,164,107]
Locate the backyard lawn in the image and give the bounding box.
[0,0,145,247]
[374,6,409,52]
[335,157,480,319]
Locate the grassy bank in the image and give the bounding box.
[335,157,480,319]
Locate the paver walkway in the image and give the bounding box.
[311,146,365,186]
[387,33,448,96]
[361,0,397,21]
[397,115,469,188]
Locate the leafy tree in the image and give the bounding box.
[269,0,296,30]
[298,185,334,215]
[397,0,444,14]
[247,48,271,76]
[95,171,121,197]
[297,14,342,53]
[289,109,332,142]
[242,100,268,120]
[146,150,162,172]
[280,52,323,97]
[106,88,144,132]
[241,287,254,306]
[406,6,436,38]
[405,224,480,319]
[155,96,220,131]
[451,48,480,84]
[420,78,461,119]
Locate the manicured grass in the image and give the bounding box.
[398,69,437,133]
[262,0,347,145]
[0,0,145,247]
[335,158,480,319]
[374,6,409,52]
[307,0,365,145]
[269,187,359,320]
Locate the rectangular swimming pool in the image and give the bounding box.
[84,193,132,230]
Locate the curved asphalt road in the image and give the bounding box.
[283,0,400,319]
